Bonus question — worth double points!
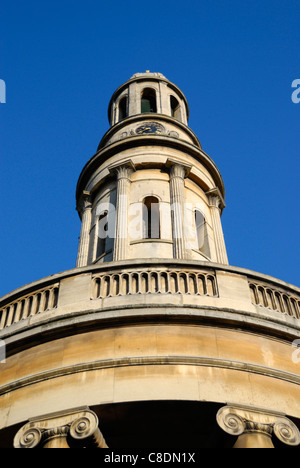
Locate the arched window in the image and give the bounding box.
[118,96,127,121]
[141,88,157,113]
[143,196,160,239]
[96,211,108,258]
[195,210,210,256]
[170,95,180,119]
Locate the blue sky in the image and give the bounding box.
[1,0,299,297]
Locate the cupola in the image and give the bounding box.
[108,72,189,126]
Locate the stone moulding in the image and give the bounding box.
[2,355,300,399]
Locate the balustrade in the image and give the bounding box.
[91,268,217,299]
[1,265,300,333]
[0,284,59,330]
[249,281,300,319]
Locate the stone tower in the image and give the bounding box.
[1,73,300,449]
[75,71,228,268]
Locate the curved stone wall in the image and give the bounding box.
[0,260,299,435]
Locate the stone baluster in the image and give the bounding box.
[109,160,135,261]
[206,188,228,265]
[14,407,108,449]
[76,191,92,267]
[167,160,191,260]
[217,404,300,448]
[0,308,6,329]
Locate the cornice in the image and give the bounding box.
[97,113,201,150]
[75,134,225,206]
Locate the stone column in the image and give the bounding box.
[76,191,92,267]
[128,81,139,116]
[109,160,135,261]
[14,407,108,449]
[217,404,300,448]
[167,160,191,260]
[206,188,228,265]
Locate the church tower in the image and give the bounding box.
[75,71,228,267]
[1,73,300,449]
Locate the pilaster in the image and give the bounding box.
[109,160,135,261]
[76,191,92,268]
[206,187,228,265]
[167,159,191,260]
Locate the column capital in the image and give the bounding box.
[206,187,225,212]
[14,406,108,449]
[217,404,300,448]
[166,159,192,179]
[77,190,92,213]
[108,159,135,180]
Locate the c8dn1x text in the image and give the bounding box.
[103,452,197,465]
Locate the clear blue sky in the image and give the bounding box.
[1,0,299,297]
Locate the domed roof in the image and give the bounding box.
[130,71,168,80]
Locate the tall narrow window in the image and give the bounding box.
[141,88,157,113]
[143,196,160,239]
[195,210,210,257]
[96,211,108,258]
[118,96,127,121]
[170,95,180,119]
